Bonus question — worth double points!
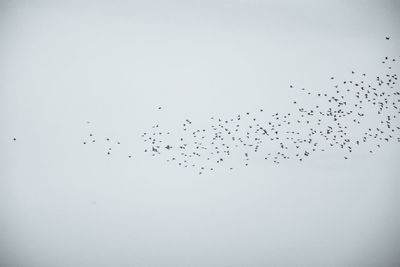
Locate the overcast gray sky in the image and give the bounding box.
[1,0,400,266]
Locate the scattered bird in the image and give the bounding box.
[80,36,400,175]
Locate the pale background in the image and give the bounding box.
[1,0,400,266]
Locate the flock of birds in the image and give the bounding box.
[74,37,400,175]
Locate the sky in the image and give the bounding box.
[1,0,400,266]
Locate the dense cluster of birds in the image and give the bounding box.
[75,37,400,175]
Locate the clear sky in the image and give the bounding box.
[1,0,400,266]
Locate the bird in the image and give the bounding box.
[82,36,400,175]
